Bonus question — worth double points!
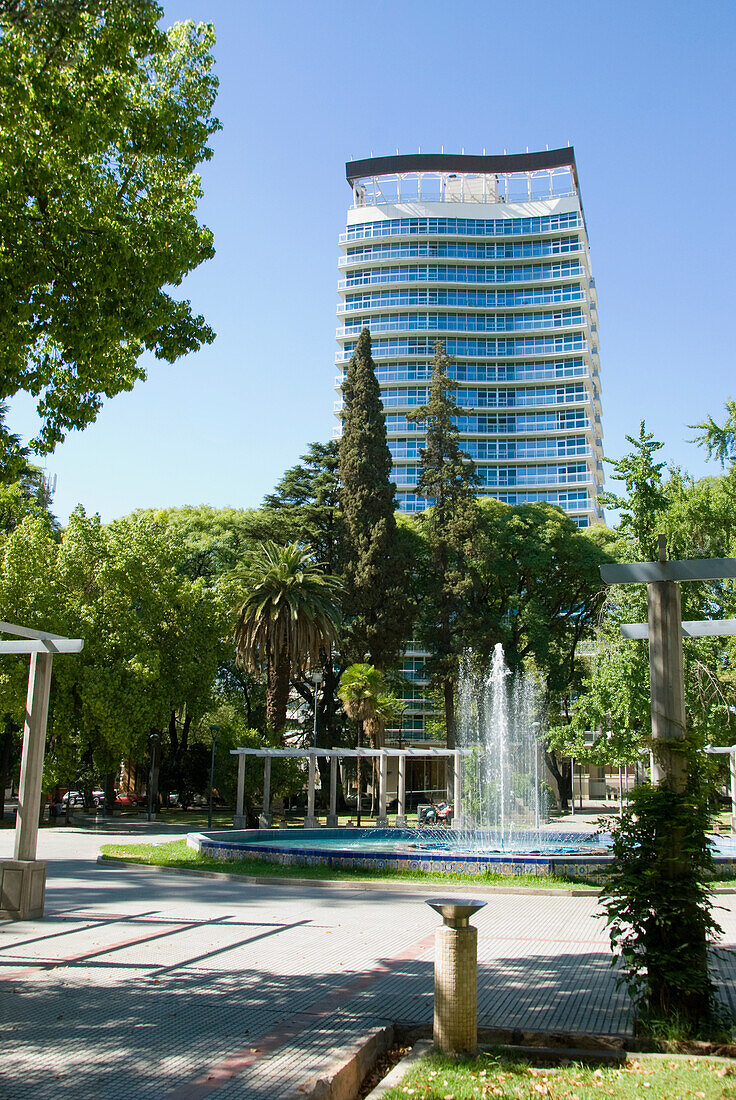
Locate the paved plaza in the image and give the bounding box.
[1,825,736,1099]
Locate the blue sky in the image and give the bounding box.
[10,0,736,523]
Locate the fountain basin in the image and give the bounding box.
[186,828,736,883]
[187,827,608,882]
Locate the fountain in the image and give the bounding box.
[187,644,736,881]
[456,643,545,842]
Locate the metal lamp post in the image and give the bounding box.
[310,671,323,748]
[208,725,219,830]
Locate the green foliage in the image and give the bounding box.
[691,397,736,469]
[338,327,414,668]
[232,541,342,733]
[407,340,480,745]
[337,662,385,724]
[0,0,219,451]
[263,440,344,574]
[599,422,669,560]
[601,770,725,1033]
[337,662,400,748]
[0,507,224,790]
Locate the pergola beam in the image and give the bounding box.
[0,639,84,654]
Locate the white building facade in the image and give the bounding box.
[335,150,604,744]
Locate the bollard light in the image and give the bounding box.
[427,897,486,1054]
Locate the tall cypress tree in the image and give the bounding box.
[338,327,413,669]
[408,340,479,747]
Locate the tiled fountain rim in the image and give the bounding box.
[186,829,736,884]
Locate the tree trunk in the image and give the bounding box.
[104,772,116,816]
[545,749,571,811]
[267,647,291,733]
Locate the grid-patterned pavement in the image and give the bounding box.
[1,827,735,1099]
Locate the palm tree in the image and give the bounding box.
[338,663,389,824]
[232,542,342,732]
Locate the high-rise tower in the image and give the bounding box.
[335,149,604,746]
[336,149,603,528]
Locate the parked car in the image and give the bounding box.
[114,790,148,808]
[62,789,104,808]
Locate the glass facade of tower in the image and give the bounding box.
[335,150,604,741]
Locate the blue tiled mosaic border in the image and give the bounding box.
[186,828,736,885]
[187,828,614,882]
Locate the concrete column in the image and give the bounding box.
[647,577,687,792]
[259,755,272,829]
[730,750,736,836]
[2,652,53,921]
[327,755,338,827]
[396,754,407,827]
[15,653,53,863]
[452,750,463,831]
[233,753,247,829]
[445,756,454,805]
[428,899,486,1054]
[377,751,388,827]
[305,751,319,828]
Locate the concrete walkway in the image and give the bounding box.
[1,825,735,1100]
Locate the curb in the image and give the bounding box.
[97,854,736,895]
[96,856,603,896]
[363,1039,433,1098]
[362,1036,736,1097]
[284,1026,395,1100]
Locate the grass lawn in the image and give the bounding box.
[381,1050,736,1098]
[99,838,595,890]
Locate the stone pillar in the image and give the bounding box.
[0,860,46,921]
[427,899,486,1054]
[647,576,687,792]
[377,751,388,827]
[305,751,319,828]
[327,755,338,827]
[452,750,464,831]
[15,653,53,864]
[233,753,247,829]
[396,753,407,827]
[445,755,454,806]
[259,755,272,829]
[730,750,736,837]
[1,652,53,921]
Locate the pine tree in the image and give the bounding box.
[338,327,413,669]
[408,340,479,747]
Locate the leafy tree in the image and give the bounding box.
[0,403,57,533]
[338,327,414,668]
[264,440,344,574]
[599,421,669,560]
[264,441,348,775]
[0,508,223,807]
[462,499,610,806]
[574,429,736,1031]
[337,662,385,824]
[0,0,219,452]
[232,542,342,733]
[407,340,479,747]
[691,398,736,469]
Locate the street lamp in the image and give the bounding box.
[147,732,159,823]
[208,725,219,830]
[310,671,323,748]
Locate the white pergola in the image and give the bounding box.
[230,746,471,830]
[706,744,736,834]
[0,621,83,920]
